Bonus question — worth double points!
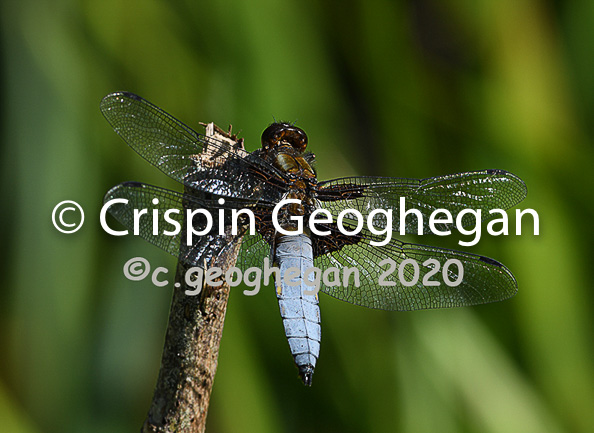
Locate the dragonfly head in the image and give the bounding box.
[262,122,308,153]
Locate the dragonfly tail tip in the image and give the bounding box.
[299,365,314,386]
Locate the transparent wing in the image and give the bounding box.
[104,182,270,269]
[100,92,287,203]
[313,227,517,311]
[104,183,518,310]
[317,169,527,234]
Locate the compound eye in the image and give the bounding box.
[261,123,280,150]
[261,123,308,151]
[282,126,308,152]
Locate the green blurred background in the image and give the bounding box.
[1,0,593,432]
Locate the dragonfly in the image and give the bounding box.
[101,92,527,386]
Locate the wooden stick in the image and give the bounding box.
[141,256,235,432]
[142,123,245,432]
